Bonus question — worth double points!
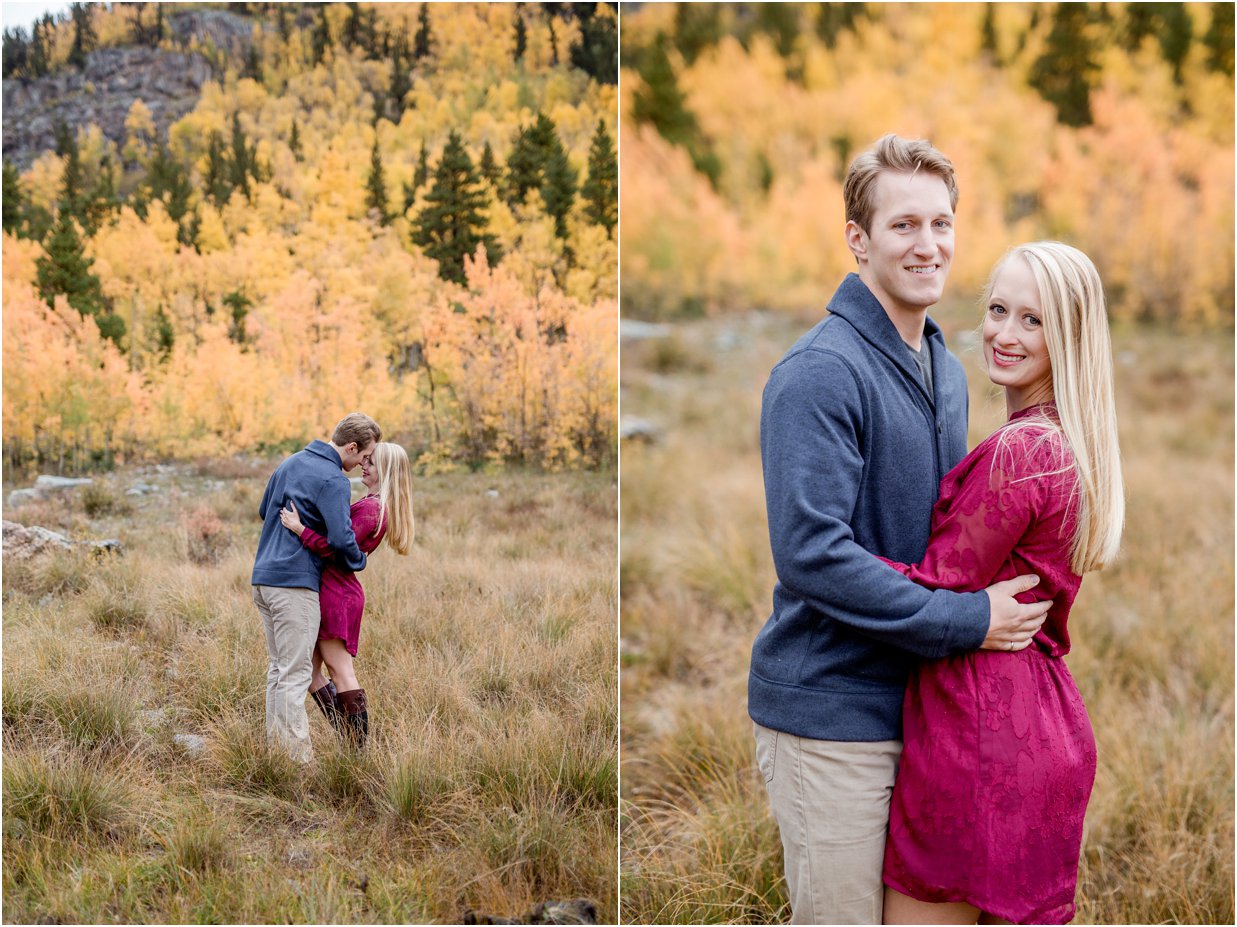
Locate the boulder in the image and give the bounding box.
[2,520,123,560]
[2,521,73,559]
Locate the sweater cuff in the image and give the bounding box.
[939,589,990,654]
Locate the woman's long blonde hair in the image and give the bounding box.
[985,241,1125,574]
[370,442,414,555]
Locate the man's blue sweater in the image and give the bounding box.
[748,274,990,742]
[251,440,366,590]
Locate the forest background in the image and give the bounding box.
[3,1,619,473]
[620,3,1235,925]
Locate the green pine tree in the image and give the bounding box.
[504,124,543,205]
[288,119,302,160]
[581,118,617,236]
[815,4,866,50]
[68,2,96,70]
[542,135,576,241]
[980,3,999,62]
[413,140,429,190]
[3,27,30,79]
[312,5,332,64]
[55,122,86,225]
[365,137,391,224]
[414,3,433,61]
[242,40,262,81]
[36,211,124,344]
[229,113,254,199]
[412,131,501,285]
[1029,4,1099,127]
[83,155,118,235]
[569,6,617,84]
[479,141,501,188]
[513,9,527,62]
[3,159,24,236]
[1204,2,1235,76]
[674,3,723,64]
[390,33,412,117]
[30,16,50,78]
[205,131,233,205]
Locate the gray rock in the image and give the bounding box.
[126,482,160,496]
[34,476,94,490]
[620,319,673,341]
[172,733,207,757]
[485,489,500,499]
[7,489,40,507]
[1,521,123,559]
[619,417,663,444]
[2,521,73,559]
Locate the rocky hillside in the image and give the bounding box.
[2,8,256,170]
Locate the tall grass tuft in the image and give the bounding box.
[4,751,135,840]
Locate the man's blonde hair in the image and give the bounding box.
[844,134,960,234]
[332,412,381,449]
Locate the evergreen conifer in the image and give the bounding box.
[1029,4,1098,127]
[3,159,24,236]
[36,211,124,344]
[412,131,500,285]
[414,3,433,61]
[514,9,527,62]
[581,119,616,236]
[365,136,391,224]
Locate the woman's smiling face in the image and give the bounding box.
[361,457,381,493]
[983,256,1054,413]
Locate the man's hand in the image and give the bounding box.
[982,574,1051,651]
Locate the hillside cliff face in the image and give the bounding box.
[2,8,254,170]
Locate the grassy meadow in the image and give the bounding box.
[619,310,1234,924]
[2,464,617,924]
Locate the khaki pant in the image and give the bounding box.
[253,585,320,763]
[754,722,901,925]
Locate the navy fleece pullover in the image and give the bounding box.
[251,440,366,589]
[748,274,990,742]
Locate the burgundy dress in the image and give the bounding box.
[881,404,1096,925]
[300,494,386,657]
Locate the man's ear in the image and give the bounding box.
[845,220,868,264]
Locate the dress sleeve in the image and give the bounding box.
[301,499,385,558]
[881,429,1052,592]
[352,498,386,554]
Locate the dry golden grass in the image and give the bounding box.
[619,312,1234,924]
[3,467,617,924]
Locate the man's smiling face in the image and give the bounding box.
[848,170,955,318]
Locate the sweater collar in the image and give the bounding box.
[827,273,945,403]
[305,439,343,468]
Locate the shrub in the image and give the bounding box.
[182,506,230,565]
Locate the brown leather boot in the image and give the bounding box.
[310,680,345,735]
[336,687,368,749]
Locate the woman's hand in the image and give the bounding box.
[279,500,306,537]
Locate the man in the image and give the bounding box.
[252,412,381,762]
[748,135,1052,925]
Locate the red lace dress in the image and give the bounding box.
[299,494,386,657]
[880,404,1095,925]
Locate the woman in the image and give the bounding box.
[279,441,415,748]
[881,242,1125,925]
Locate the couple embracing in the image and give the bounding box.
[251,412,414,761]
[750,135,1125,925]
